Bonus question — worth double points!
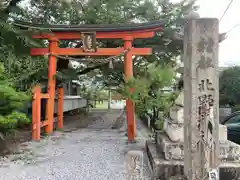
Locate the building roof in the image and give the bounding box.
[13,20,164,32]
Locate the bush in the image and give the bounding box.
[0,63,31,134]
[0,112,31,134]
[119,63,178,130]
[232,104,240,112]
[220,66,240,106]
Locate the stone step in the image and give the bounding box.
[146,140,240,180]
[163,119,184,142]
[169,106,184,123]
[156,133,240,162]
[174,91,184,107]
[163,123,228,142]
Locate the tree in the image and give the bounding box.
[14,0,196,87]
[118,62,178,129]
[219,66,240,106]
[0,0,42,135]
[0,0,23,15]
[0,62,30,133]
[0,0,47,91]
[1,0,197,87]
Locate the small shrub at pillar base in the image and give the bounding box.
[0,112,31,134]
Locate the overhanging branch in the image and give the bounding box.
[3,0,22,14]
[77,63,106,75]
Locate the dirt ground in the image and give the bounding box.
[0,110,92,157]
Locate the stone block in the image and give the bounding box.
[219,124,227,142]
[174,91,184,107]
[163,120,183,142]
[157,133,183,160]
[146,140,240,180]
[220,141,240,162]
[219,108,232,122]
[125,150,144,179]
[157,133,240,162]
[163,123,227,143]
[169,106,184,123]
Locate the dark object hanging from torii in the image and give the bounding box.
[14,20,164,142]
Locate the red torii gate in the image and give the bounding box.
[14,20,163,142]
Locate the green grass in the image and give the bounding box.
[94,101,108,109]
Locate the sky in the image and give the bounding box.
[183,0,240,67]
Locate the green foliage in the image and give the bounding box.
[0,111,31,133]
[95,90,108,101]
[15,0,196,87]
[155,118,164,130]
[0,0,47,89]
[219,66,240,106]
[1,53,48,91]
[0,62,30,134]
[118,63,178,129]
[0,64,30,115]
[2,0,195,83]
[232,104,240,112]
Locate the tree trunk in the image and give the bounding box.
[108,87,111,110]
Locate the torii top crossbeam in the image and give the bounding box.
[14,20,163,33]
[14,20,163,56]
[14,20,164,142]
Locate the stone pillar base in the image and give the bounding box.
[146,140,240,180]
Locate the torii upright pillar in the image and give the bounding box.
[124,37,136,142]
[45,38,58,134]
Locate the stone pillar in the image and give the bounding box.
[183,18,220,180]
[108,87,111,110]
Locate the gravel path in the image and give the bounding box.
[0,110,152,180]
